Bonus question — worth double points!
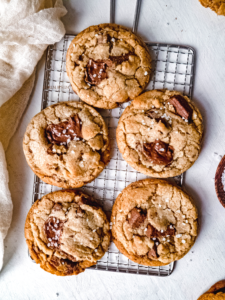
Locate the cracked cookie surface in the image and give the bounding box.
[111,179,198,266]
[116,89,203,178]
[25,189,111,276]
[66,23,151,109]
[198,280,225,299]
[23,101,110,188]
[199,0,225,15]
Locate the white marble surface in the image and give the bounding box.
[1,0,225,299]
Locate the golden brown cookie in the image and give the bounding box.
[215,155,225,208]
[25,189,111,276]
[111,179,198,266]
[199,0,225,15]
[23,101,110,188]
[66,23,151,109]
[116,89,203,178]
[198,280,225,299]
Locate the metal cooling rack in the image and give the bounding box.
[30,34,195,277]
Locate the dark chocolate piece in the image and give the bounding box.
[168,95,193,121]
[137,140,174,165]
[128,208,146,228]
[46,115,82,146]
[45,216,64,249]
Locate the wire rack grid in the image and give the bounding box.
[31,34,195,277]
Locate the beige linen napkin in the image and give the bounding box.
[0,0,67,271]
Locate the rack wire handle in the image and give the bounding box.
[110,0,115,23]
[132,0,142,33]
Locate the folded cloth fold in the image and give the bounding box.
[0,0,67,271]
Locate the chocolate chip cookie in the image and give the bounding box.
[215,155,225,208]
[66,23,151,109]
[198,280,225,299]
[199,0,225,15]
[23,101,110,188]
[111,179,198,266]
[25,190,111,276]
[116,89,203,178]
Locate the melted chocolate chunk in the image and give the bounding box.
[148,244,158,259]
[85,54,131,85]
[109,53,130,65]
[64,260,80,275]
[146,224,176,239]
[168,95,193,121]
[128,208,146,228]
[46,115,82,146]
[85,59,108,85]
[45,216,64,249]
[137,140,174,165]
